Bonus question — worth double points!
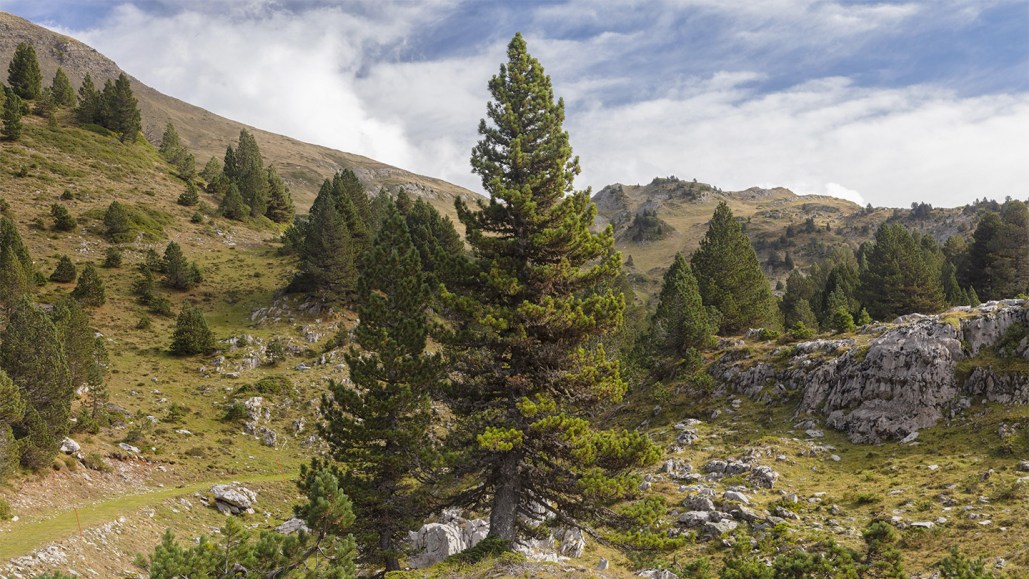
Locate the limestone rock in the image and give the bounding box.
[211,484,257,515]
[60,437,80,454]
[275,517,309,534]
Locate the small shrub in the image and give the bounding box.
[444,537,518,565]
[0,498,12,520]
[60,189,75,200]
[135,314,152,330]
[149,296,173,316]
[222,401,247,422]
[82,452,112,472]
[190,211,203,224]
[758,328,781,341]
[51,203,77,231]
[49,255,77,282]
[851,491,882,505]
[165,402,190,424]
[787,321,815,340]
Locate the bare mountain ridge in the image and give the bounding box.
[0,11,478,216]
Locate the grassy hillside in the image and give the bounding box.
[0,10,479,222]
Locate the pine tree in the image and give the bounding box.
[691,201,780,334]
[162,242,200,291]
[0,217,35,307]
[170,304,214,355]
[75,73,102,124]
[103,201,131,240]
[50,68,76,108]
[2,86,24,141]
[1,297,73,469]
[50,203,77,231]
[72,263,106,307]
[50,297,100,394]
[398,194,465,293]
[7,42,42,100]
[232,129,268,218]
[962,200,1029,300]
[293,183,357,299]
[320,202,439,571]
[0,369,26,481]
[159,123,181,158]
[177,181,200,206]
[219,183,247,221]
[200,156,222,184]
[444,34,659,542]
[649,253,713,360]
[50,255,77,283]
[858,223,946,320]
[106,74,141,142]
[264,166,295,223]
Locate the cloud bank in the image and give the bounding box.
[34,0,1029,208]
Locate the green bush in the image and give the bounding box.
[82,452,111,472]
[49,255,77,282]
[50,203,77,231]
[0,497,12,520]
[222,401,247,422]
[102,247,122,268]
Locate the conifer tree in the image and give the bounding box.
[1,86,24,141]
[962,200,1029,300]
[75,73,102,124]
[72,263,106,307]
[219,183,247,220]
[170,304,214,355]
[0,370,26,481]
[691,201,780,333]
[0,217,35,307]
[265,166,295,223]
[50,255,77,283]
[398,193,465,293]
[162,241,201,291]
[232,129,268,218]
[50,203,77,231]
[858,223,946,320]
[1,297,73,469]
[177,181,200,206]
[649,253,713,360]
[320,202,439,571]
[158,123,181,158]
[7,42,42,100]
[443,34,659,542]
[106,74,141,142]
[50,297,100,394]
[293,183,357,299]
[103,201,131,240]
[50,68,76,108]
[200,156,222,184]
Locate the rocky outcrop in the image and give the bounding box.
[211,484,257,515]
[712,300,1029,443]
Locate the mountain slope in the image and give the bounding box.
[0,11,478,218]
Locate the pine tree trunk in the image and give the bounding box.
[488,451,521,541]
[380,529,400,571]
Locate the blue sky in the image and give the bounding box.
[2,0,1027,207]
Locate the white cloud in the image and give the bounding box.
[48,0,1028,208]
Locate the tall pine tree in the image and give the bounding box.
[265,166,295,223]
[293,180,358,299]
[50,68,76,108]
[691,201,780,334]
[858,223,946,320]
[648,252,713,363]
[106,74,141,142]
[320,202,439,571]
[7,42,42,100]
[2,86,24,141]
[443,33,658,542]
[0,217,35,307]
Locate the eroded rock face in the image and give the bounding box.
[712,300,1029,443]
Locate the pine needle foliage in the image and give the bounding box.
[320,202,440,571]
[691,201,780,334]
[442,33,659,542]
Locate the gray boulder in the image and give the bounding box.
[60,438,80,454]
[212,484,257,515]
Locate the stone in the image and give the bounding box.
[408,523,466,568]
[900,431,919,444]
[730,506,762,523]
[749,465,780,488]
[701,519,738,540]
[60,437,80,454]
[274,517,309,534]
[678,511,710,527]
[118,442,141,454]
[805,429,825,438]
[683,495,715,512]
[637,569,679,579]
[1017,461,1029,472]
[663,459,692,479]
[723,490,750,505]
[211,484,257,515]
[910,521,934,529]
[597,558,609,570]
[555,526,586,558]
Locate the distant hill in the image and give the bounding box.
[594,176,989,292]
[0,11,478,219]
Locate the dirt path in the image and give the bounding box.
[0,471,290,561]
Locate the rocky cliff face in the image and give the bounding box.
[711,300,1029,443]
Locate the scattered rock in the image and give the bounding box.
[723,491,750,505]
[749,465,780,488]
[597,558,609,570]
[211,484,257,515]
[701,519,738,539]
[118,442,141,454]
[663,459,693,479]
[1017,460,1029,472]
[683,495,715,512]
[900,431,919,444]
[637,570,679,579]
[60,437,80,454]
[275,517,310,534]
